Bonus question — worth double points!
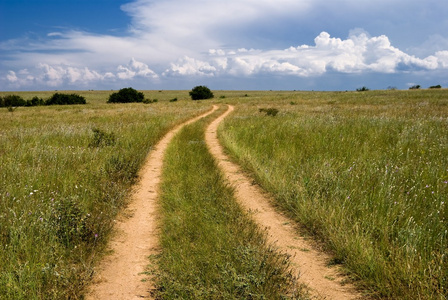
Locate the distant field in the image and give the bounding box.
[1,89,447,299]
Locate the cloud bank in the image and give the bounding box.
[1,0,448,90]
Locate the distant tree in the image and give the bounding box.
[429,84,442,89]
[189,85,214,100]
[356,86,370,92]
[409,85,421,90]
[108,87,144,103]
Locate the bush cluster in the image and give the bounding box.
[0,93,86,108]
[189,85,214,100]
[108,87,144,103]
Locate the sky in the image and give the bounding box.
[1,0,448,91]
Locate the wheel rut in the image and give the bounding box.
[205,105,363,300]
[86,106,218,299]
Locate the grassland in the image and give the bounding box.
[0,90,210,299]
[154,107,300,299]
[218,89,448,299]
[1,89,447,299]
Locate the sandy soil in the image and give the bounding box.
[85,106,218,299]
[205,105,363,300]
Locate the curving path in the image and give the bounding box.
[205,105,363,300]
[86,106,218,299]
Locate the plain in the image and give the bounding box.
[0,89,447,299]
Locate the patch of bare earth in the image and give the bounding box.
[85,106,218,300]
[205,105,364,300]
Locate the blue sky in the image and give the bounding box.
[1,0,448,91]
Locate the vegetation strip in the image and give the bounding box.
[153,106,299,299]
[86,105,218,299]
[206,106,361,299]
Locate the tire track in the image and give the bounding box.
[205,105,363,300]
[86,105,218,299]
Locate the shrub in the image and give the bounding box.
[259,108,279,116]
[169,97,178,102]
[409,85,421,90]
[356,86,370,92]
[89,128,116,147]
[108,87,144,103]
[189,85,214,100]
[45,93,86,105]
[1,95,26,107]
[51,197,92,247]
[429,84,442,89]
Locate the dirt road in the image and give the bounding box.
[205,105,363,300]
[86,106,218,299]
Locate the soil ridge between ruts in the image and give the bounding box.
[85,105,218,300]
[205,105,363,300]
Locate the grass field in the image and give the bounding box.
[0,91,210,299]
[154,108,301,299]
[0,89,447,299]
[218,89,448,299]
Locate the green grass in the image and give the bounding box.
[219,89,448,299]
[0,92,210,299]
[154,107,302,299]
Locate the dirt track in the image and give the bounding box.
[205,105,362,300]
[86,106,218,299]
[86,104,362,299]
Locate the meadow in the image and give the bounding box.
[0,89,447,299]
[219,89,448,299]
[0,90,210,299]
[154,108,300,299]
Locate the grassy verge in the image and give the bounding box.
[218,90,448,299]
[154,107,302,299]
[0,93,210,299]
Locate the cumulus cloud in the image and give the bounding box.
[1,0,448,89]
[164,32,447,78]
[2,58,157,88]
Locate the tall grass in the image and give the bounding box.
[154,108,301,299]
[219,90,448,299]
[0,93,210,299]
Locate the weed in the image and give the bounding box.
[259,107,279,116]
[89,128,116,147]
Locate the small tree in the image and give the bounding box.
[429,84,442,89]
[108,87,144,103]
[409,85,421,90]
[189,85,214,100]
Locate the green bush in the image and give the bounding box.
[108,87,144,103]
[45,93,86,105]
[409,85,421,90]
[429,84,442,89]
[189,85,214,100]
[28,96,45,106]
[89,128,116,147]
[1,95,26,107]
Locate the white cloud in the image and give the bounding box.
[3,58,157,88]
[117,58,158,80]
[164,32,448,79]
[1,0,448,90]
